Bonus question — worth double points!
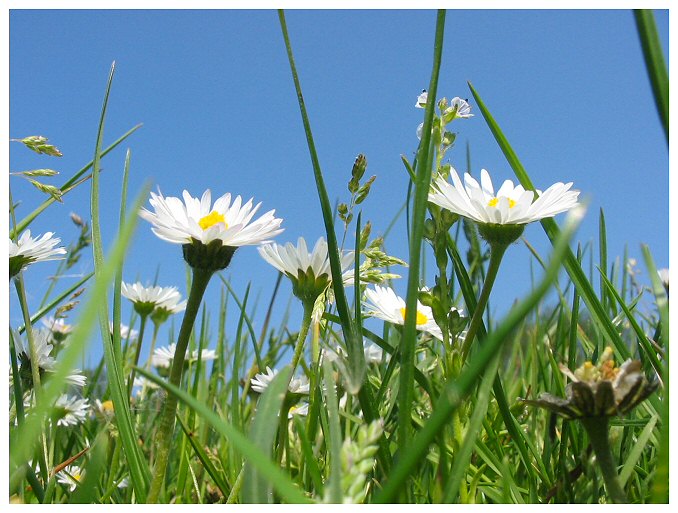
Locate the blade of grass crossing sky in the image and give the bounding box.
[135,367,311,503]
[468,83,631,362]
[89,63,149,500]
[375,204,584,503]
[634,10,669,144]
[398,9,446,457]
[278,11,385,469]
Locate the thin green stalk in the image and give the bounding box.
[289,300,314,377]
[399,7,447,454]
[127,314,149,396]
[581,417,628,503]
[147,267,213,503]
[460,243,508,360]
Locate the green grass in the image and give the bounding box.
[8,8,667,505]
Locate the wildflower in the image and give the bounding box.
[258,236,354,304]
[56,465,84,492]
[121,282,187,317]
[522,347,658,419]
[139,189,283,271]
[323,340,386,365]
[415,90,428,108]
[93,399,115,421]
[429,168,579,246]
[12,329,86,389]
[151,343,217,369]
[41,316,73,344]
[53,394,90,427]
[363,285,445,340]
[288,402,309,419]
[110,321,138,342]
[9,230,66,278]
[658,268,669,292]
[250,366,310,395]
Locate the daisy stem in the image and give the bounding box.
[460,242,508,361]
[127,314,148,397]
[581,417,628,503]
[289,300,314,377]
[147,267,213,504]
[13,274,50,484]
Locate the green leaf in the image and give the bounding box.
[322,358,343,503]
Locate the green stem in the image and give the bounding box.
[146,267,213,503]
[581,417,628,504]
[127,314,148,397]
[289,300,314,377]
[460,243,507,360]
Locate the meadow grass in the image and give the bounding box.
[8,9,668,504]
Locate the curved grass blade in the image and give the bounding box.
[243,367,291,503]
[634,10,668,143]
[374,205,584,503]
[399,9,446,452]
[468,83,632,363]
[90,62,149,500]
[134,367,311,504]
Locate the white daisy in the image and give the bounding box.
[658,268,669,289]
[288,402,309,419]
[93,399,115,421]
[429,168,580,226]
[12,329,86,388]
[250,366,310,395]
[41,316,73,343]
[56,465,84,492]
[121,282,187,317]
[110,321,138,341]
[54,394,90,427]
[258,237,354,302]
[363,286,445,341]
[140,189,283,247]
[9,230,66,278]
[151,343,217,369]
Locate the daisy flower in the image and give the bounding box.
[54,394,90,427]
[12,329,86,389]
[288,402,309,419]
[363,286,447,341]
[258,236,354,303]
[139,189,283,271]
[250,366,310,395]
[110,321,138,342]
[151,343,217,369]
[56,465,84,492]
[429,168,579,227]
[93,399,115,421]
[121,282,187,317]
[9,230,66,278]
[41,316,73,343]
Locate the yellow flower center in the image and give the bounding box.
[101,400,114,413]
[488,197,516,208]
[198,211,228,230]
[400,307,428,326]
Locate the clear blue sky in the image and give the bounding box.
[9,9,669,367]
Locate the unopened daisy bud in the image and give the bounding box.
[140,189,283,272]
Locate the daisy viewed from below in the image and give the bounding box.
[151,343,217,369]
[41,316,73,343]
[250,366,310,395]
[121,282,187,317]
[110,321,138,342]
[139,189,283,271]
[9,230,66,278]
[429,168,579,227]
[363,285,446,341]
[258,236,354,304]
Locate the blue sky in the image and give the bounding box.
[9,9,669,367]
